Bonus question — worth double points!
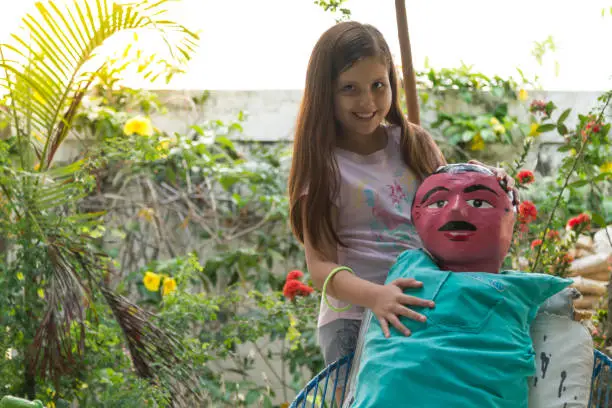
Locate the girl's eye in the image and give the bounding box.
[341,84,355,92]
[373,81,385,89]
[427,200,448,209]
[466,199,493,208]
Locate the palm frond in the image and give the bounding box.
[29,243,96,382]
[100,282,206,406]
[0,0,198,169]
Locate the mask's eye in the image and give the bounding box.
[427,200,448,209]
[467,199,493,208]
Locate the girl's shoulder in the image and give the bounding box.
[385,124,403,147]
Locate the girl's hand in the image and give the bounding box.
[468,159,520,206]
[370,278,435,338]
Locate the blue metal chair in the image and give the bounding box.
[590,349,612,407]
[291,350,612,408]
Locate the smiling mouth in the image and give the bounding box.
[438,221,477,241]
[353,112,376,120]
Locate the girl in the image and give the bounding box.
[288,21,514,378]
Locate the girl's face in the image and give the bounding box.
[334,56,392,141]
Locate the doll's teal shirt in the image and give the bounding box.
[351,249,572,408]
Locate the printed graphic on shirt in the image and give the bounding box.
[363,168,422,250]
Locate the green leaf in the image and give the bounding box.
[557,123,569,135]
[592,213,607,228]
[459,91,472,104]
[491,87,505,98]
[493,103,508,118]
[263,396,273,408]
[215,136,236,151]
[569,179,589,188]
[537,123,556,133]
[166,166,177,184]
[244,390,260,405]
[461,130,475,142]
[443,125,461,137]
[480,129,496,142]
[219,175,239,190]
[47,160,85,178]
[557,108,571,125]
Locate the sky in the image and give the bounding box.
[1,0,612,91]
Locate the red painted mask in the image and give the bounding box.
[411,166,515,273]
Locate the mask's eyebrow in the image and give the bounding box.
[420,186,449,204]
[463,184,498,195]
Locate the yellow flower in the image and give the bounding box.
[600,162,612,173]
[37,288,45,299]
[33,132,45,143]
[470,133,485,151]
[493,124,505,135]
[287,312,301,350]
[143,271,162,292]
[156,140,170,151]
[528,123,540,137]
[137,207,155,223]
[569,148,577,157]
[489,117,500,126]
[123,116,154,137]
[162,277,177,296]
[518,89,528,101]
[16,272,24,281]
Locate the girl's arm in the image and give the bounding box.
[302,202,434,338]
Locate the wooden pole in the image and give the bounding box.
[395,0,420,125]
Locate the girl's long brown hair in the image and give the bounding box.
[288,22,446,254]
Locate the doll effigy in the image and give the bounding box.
[345,163,593,408]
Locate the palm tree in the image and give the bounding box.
[0,0,200,402]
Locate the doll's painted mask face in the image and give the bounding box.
[411,166,515,272]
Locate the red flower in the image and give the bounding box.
[529,100,547,114]
[566,213,591,231]
[582,121,603,141]
[530,239,543,250]
[283,269,313,300]
[518,201,538,224]
[516,170,535,185]
[283,279,314,300]
[562,253,575,264]
[546,230,560,240]
[286,270,304,281]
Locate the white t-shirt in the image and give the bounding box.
[318,125,423,327]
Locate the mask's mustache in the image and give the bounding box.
[438,220,477,231]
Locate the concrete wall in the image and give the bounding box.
[149,89,603,139]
